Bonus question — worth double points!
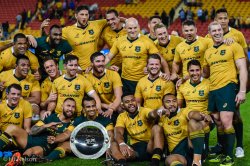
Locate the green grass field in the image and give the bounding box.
[1,93,250,166]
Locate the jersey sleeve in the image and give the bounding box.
[237,32,248,49]
[233,43,245,60]
[174,45,181,63]
[62,40,73,54]
[83,77,94,93]
[164,81,176,95]
[41,82,49,102]
[147,39,159,54]
[106,123,114,131]
[115,113,126,128]
[31,79,41,92]
[51,81,57,93]
[111,71,123,88]
[23,101,33,119]
[134,80,142,99]
[203,50,209,66]
[110,40,119,56]
[28,51,40,70]
[0,53,5,72]
[177,85,184,100]
[34,120,45,127]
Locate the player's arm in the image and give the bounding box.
[159,54,170,76]
[40,92,57,110]
[88,90,102,113]
[177,99,184,108]
[202,65,210,78]
[30,121,61,135]
[0,42,14,52]
[23,117,32,133]
[24,91,41,105]
[106,87,122,117]
[54,129,72,143]
[188,111,212,123]
[105,41,119,65]
[171,61,181,80]
[235,58,248,105]
[115,127,125,145]
[135,97,142,107]
[105,52,115,65]
[108,129,114,142]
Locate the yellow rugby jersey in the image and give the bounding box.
[62,20,107,70]
[116,107,153,145]
[101,26,127,68]
[84,69,122,104]
[0,99,32,131]
[177,78,210,114]
[0,47,39,72]
[135,75,175,109]
[52,74,94,116]
[159,108,189,153]
[206,27,247,49]
[174,36,213,77]
[204,42,245,90]
[41,77,53,102]
[0,40,12,51]
[110,34,159,81]
[0,69,40,99]
[156,35,183,72]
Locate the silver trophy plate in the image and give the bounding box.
[70,121,110,159]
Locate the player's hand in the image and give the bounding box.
[171,30,179,36]
[200,113,212,123]
[157,107,170,117]
[143,67,148,74]
[43,111,52,119]
[106,148,112,158]
[108,65,119,72]
[119,143,133,158]
[41,18,50,29]
[235,91,246,106]
[32,69,41,81]
[84,66,92,74]
[0,81,6,91]
[159,72,170,81]
[170,73,178,81]
[224,38,234,45]
[26,35,37,48]
[102,108,114,119]
[47,92,57,102]
[176,78,184,89]
[47,136,56,144]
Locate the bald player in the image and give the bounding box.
[105,17,170,94]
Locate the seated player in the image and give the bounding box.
[2,98,76,165]
[110,94,164,166]
[157,94,212,166]
[0,55,41,120]
[43,96,114,161]
[0,84,32,134]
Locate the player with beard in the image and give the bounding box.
[105,17,170,94]
[110,94,164,166]
[0,33,40,80]
[84,52,122,120]
[100,9,127,69]
[46,55,101,117]
[155,94,212,166]
[154,23,183,73]
[0,56,41,119]
[43,96,114,161]
[62,5,108,72]
[2,98,76,165]
[40,58,61,118]
[171,20,213,81]
[0,84,32,133]
[203,22,247,165]
[147,15,162,42]
[27,24,72,81]
[135,54,175,110]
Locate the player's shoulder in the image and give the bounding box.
[0,47,11,56]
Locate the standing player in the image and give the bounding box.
[171,20,213,81]
[147,16,162,42]
[62,5,107,71]
[105,17,170,94]
[0,84,32,133]
[0,56,41,119]
[46,55,101,117]
[101,9,127,69]
[207,8,249,157]
[154,23,183,73]
[0,33,39,76]
[203,22,247,165]
[85,52,122,119]
[135,54,175,110]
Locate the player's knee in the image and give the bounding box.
[60,142,71,153]
[152,124,163,134]
[5,124,20,135]
[188,119,202,131]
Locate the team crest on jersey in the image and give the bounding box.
[194,46,199,52]
[171,49,175,54]
[24,85,29,90]
[104,82,110,88]
[199,90,204,96]
[174,120,179,126]
[14,113,20,119]
[220,50,226,55]
[75,84,80,90]
[156,85,161,91]
[137,120,143,126]
[135,46,141,52]
[88,29,94,35]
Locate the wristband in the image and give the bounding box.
[240,90,246,93]
[119,142,126,146]
[157,109,163,116]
